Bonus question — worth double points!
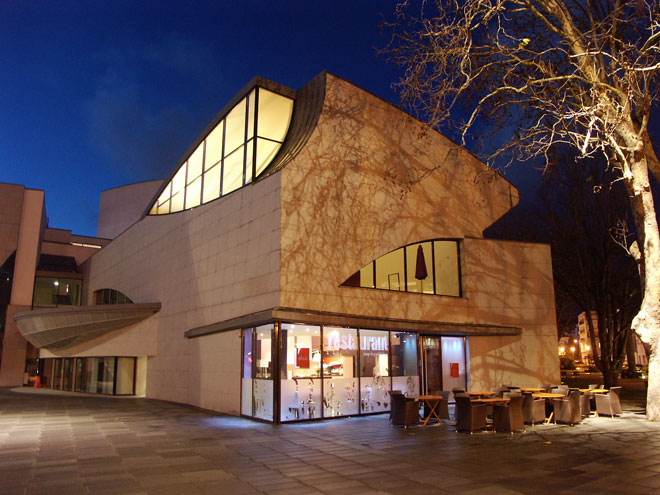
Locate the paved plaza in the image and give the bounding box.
[1,388,659,495]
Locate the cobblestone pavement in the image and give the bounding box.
[1,388,659,495]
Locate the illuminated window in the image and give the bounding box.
[342,240,461,297]
[149,86,293,215]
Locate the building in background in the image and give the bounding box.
[7,72,559,422]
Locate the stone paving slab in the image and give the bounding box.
[1,388,659,494]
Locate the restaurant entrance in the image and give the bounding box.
[421,336,468,396]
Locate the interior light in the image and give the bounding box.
[53,281,59,286]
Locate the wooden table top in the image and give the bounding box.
[532,392,566,398]
[520,387,547,392]
[467,391,497,396]
[473,397,510,404]
[579,388,608,393]
[409,395,445,401]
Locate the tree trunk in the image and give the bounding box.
[624,142,660,421]
[601,367,619,389]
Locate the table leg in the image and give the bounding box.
[422,400,439,426]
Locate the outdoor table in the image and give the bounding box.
[472,397,509,404]
[410,395,446,426]
[533,392,566,424]
[520,387,546,392]
[579,388,608,393]
[467,391,497,398]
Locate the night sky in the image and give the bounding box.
[1,1,541,237]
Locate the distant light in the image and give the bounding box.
[53,281,59,286]
[570,346,576,352]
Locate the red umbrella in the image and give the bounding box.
[415,245,428,280]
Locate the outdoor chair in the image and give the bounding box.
[390,392,419,428]
[490,386,502,397]
[588,384,599,390]
[452,387,466,401]
[493,394,525,433]
[553,390,582,425]
[423,390,450,421]
[579,391,592,417]
[522,393,545,425]
[539,383,552,392]
[454,394,488,434]
[595,386,622,417]
[551,387,569,396]
[389,390,402,419]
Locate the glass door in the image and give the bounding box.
[421,335,467,396]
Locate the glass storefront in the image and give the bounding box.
[39,356,136,395]
[241,322,464,423]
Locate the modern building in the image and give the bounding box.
[576,311,647,367]
[4,72,559,422]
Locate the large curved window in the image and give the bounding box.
[342,240,461,297]
[149,87,294,215]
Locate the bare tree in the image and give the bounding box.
[383,0,660,419]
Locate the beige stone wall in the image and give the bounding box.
[463,238,559,388]
[279,74,557,388]
[97,180,163,239]
[64,173,281,410]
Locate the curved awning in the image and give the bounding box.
[14,303,161,350]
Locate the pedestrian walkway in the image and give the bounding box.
[1,387,658,495]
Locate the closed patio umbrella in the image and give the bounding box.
[415,245,428,280]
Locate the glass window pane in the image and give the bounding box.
[434,241,460,296]
[202,163,220,204]
[62,358,73,391]
[280,324,321,422]
[375,248,404,291]
[116,358,135,394]
[157,199,170,215]
[149,204,158,215]
[206,122,224,170]
[33,277,57,307]
[185,176,201,209]
[253,324,274,421]
[257,89,293,142]
[406,242,434,294]
[222,146,244,195]
[170,191,184,212]
[224,98,247,157]
[244,139,254,184]
[322,327,359,417]
[57,278,81,306]
[360,329,390,413]
[255,138,281,177]
[171,164,186,197]
[241,328,254,416]
[391,332,419,396]
[187,144,204,183]
[247,89,256,140]
[157,182,171,206]
[441,337,467,391]
[98,357,116,394]
[360,262,374,288]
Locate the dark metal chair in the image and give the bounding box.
[493,395,525,433]
[595,387,622,417]
[390,392,419,427]
[454,394,487,434]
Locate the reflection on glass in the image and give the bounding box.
[323,327,359,417]
[116,358,136,395]
[280,324,321,422]
[391,332,419,396]
[360,330,391,413]
[33,277,82,307]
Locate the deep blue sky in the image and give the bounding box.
[1,1,540,237]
